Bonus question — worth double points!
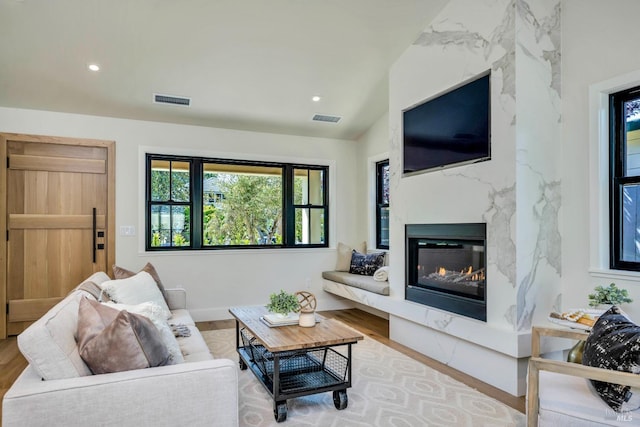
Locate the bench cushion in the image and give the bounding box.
[538,371,637,426]
[322,271,389,295]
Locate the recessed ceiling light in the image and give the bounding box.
[88,64,100,72]
[312,96,321,102]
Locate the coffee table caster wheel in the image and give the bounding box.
[274,402,287,422]
[238,359,247,370]
[333,390,348,410]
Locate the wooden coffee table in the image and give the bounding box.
[229,306,363,422]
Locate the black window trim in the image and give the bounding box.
[376,159,390,250]
[145,153,329,251]
[610,86,640,270]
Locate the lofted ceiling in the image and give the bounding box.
[0,0,448,140]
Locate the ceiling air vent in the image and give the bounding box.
[312,114,341,123]
[153,93,191,107]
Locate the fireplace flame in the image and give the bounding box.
[433,266,485,282]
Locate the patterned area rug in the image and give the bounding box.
[202,329,525,427]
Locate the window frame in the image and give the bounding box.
[375,159,390,250]
[145,153,329,251]
[145,155,195,249]
[609,85,640,270]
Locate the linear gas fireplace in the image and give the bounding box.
[405,223,487,321]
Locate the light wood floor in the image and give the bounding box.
[0,308,524,424]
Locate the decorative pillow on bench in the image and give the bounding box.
[582,306,640,412]
[349,250,386,276]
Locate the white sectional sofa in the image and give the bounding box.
[2,272,238,427]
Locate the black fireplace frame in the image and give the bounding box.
[405,223,487,322]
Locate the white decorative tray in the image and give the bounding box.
[547,308,604,331]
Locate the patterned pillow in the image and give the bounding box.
[349,250,385,276]
[582,306,640,412]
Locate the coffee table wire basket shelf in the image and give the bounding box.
[240,328,349,394]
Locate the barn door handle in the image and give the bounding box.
[92,208,97,263]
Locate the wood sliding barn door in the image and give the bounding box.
[0,133,115,338]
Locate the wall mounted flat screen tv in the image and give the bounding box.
[403,70,491,176]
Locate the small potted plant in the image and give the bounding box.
[588,283,633,308]
[266,290,300,317]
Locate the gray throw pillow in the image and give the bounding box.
[77,297,170,374]
[349,250,385,276]
[582,306,640,412]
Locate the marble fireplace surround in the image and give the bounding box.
[325,274,533,396]
[368,0,562,397]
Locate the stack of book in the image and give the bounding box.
[261,313,300,327]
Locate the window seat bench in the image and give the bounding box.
[321,271,389,295]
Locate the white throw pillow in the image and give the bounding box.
[100,272,171,319]
[104,301,184,364]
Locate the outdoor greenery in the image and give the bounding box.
[588,283,633,307]
[150,162,190,247]
[203,173,283,245]
[148,157,326,249]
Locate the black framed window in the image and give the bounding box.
[376,159,390,249]
[148,157,192,248]
[146,154,329,250]
[610,86,640,270]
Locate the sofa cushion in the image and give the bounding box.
[349,250,385,276]
[101,271,171,319]
[538,371,634,426]
[582,306,640,412]
[77,298,170,374]
[113,262,168,302]
[178,324,213,362]
[17,291,94,380]
[322,271,390,295]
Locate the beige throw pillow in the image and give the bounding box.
[113,262,168,303]
[77,298,170,374]
[335,242,367,271]
[101,271,172,319]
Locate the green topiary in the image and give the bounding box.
[588,283,633,308]
[266,290,300,315]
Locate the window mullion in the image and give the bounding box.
[192,159,202,248]
[283,165,295,246]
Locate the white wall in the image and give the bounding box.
[562,0,640,318]
[0,106,359,320]
[355,112,389,249]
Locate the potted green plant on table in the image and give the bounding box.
[568,283,633,364]
[588,283,633,308]
[266,290,300,317]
